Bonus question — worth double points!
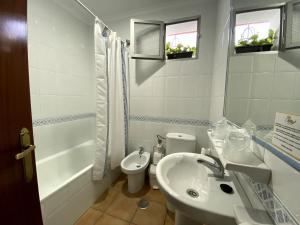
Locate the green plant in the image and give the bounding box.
[250,34,259,45]
[165,42,196,56]
[259,29,276,45]
[236,29,277,47]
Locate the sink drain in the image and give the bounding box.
[136,164,141,168]
[186,188,199,198]
[138,198,149,209]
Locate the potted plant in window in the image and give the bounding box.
[235,29,276,53]
[166,42,196,59]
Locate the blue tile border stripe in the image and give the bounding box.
[244,175,299,225]
[129,115,210,127]
[257,125,274,131]
[253,136,300,172]
[32,113,96,127]
[220,123,273,132]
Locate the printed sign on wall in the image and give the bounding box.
[272,112,300,161]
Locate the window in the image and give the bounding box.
[130,16,200,60]
[165,19,200,59]
[234,8,281,54]
[284,0,300,49]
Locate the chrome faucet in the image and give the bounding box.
[138,146,144,157]
[197,155,225,178]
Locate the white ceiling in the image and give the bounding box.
[60,0,210,23]
[83,0,207,21]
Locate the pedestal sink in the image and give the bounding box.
[156,153,245,225]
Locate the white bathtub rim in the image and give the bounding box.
[36,139,95,166]
[37,139,95,201]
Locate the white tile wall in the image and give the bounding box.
[110,0,219,151]
[272,72,295,99]
[33,118,95,160]
[252,54,276,73]
[251,73,273,99]
[228,73,252,98]
[227,98,249,124]
[226,53,300,126]
[128,120,209,154]
[229,55,253,73]
[28,0,95,161]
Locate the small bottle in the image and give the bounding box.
[152,136,165,164]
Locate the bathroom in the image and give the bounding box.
[0,0,299,224]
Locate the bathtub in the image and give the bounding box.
[36,140,110,225]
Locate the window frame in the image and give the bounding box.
[165,15,201,60]
[283,0,300,50]
[130,16,201,60]
[130,19,165,60]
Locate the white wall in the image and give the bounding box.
[28,0,95,161]
[209,0,231,123]
[109,0,218,152]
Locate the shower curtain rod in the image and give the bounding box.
[74,0,130,46]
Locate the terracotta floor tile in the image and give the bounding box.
[74,208,103,225]
[132,201,167,225]
[145,189,166,205]
[106,192,138,221]
[164,211,175,225]
[95,214,129,225]
[92,189,118,212]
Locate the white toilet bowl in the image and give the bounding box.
[121,151,150,193]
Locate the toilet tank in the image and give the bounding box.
[166,133,196,155]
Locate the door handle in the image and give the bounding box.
[15,128,35,182]
[15,145,35,160]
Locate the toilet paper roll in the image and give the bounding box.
[153,152,163,165]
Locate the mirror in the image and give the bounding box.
[225,0,300,144]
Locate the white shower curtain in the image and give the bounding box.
[93,18,128,180]
[93,18,109,180]
[107,33,126,169]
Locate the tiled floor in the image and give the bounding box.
[74,174,175,225]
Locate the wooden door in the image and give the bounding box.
[0,0,43,224]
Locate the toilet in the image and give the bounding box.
[166,133,196,155]
[121,150,150,193]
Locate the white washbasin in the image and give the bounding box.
[156,153,245,225]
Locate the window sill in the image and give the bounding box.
[233,50,278,56]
